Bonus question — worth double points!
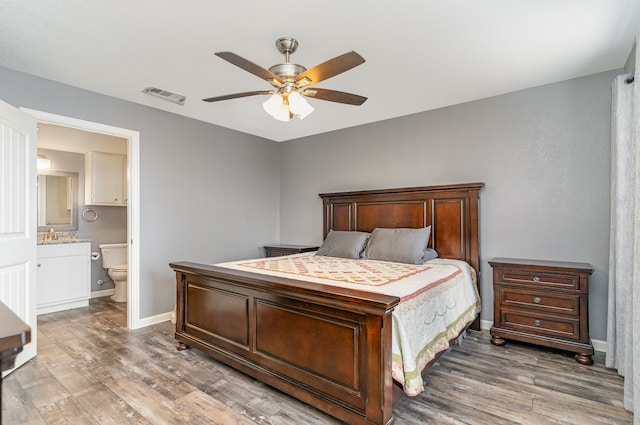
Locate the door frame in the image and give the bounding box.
[22,108,142,329]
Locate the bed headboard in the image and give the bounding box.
[319,182,484,276]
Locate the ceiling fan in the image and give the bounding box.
[203,37,367,122]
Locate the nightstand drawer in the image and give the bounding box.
[499,270,580,292]
[500,288,580,317]
[502,311,580,340]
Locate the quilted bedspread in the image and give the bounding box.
[215,252,481,396]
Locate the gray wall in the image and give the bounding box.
[37,148,128,293]
[278,70,619,341]
[3,64,620,341]
[1,66,281,319]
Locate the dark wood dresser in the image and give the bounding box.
[489,258,594,365]
[263,244,319,258]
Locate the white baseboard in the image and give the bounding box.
[37,299,88,315]
[592,339,606,354]
[480,319,492,331]
[478,319,606,354]
[90,289,171,328]
[137,311,173,328]
[91,288,115,299]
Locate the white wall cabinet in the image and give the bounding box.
[85,151,127,206]
[37,242,91,315]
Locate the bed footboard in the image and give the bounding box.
[170,261,400,425]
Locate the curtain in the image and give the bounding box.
[607,52,640,422]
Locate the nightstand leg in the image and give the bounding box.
[490,335,506,346]
[176,342,191,351]
[575,353,594,366]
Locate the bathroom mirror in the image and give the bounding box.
[37,170,79,232]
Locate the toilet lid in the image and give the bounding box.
[111,264,128,272]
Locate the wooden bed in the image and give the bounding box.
[170,182,483,425]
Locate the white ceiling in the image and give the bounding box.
[1,1,639,142]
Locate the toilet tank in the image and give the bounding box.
[99,243,128,268]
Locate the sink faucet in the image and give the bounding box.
[47,228,58,241]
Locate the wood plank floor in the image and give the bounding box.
[2,297,632,424]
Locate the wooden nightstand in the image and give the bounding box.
[489,258,594,365]
[263,244,319,258]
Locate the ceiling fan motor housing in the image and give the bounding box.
[268,63,306,80]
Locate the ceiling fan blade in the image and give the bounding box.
[215,52,283,85]
[296,51,365,87]
[302,88,367,106]
[203,90,272,102]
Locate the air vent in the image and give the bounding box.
[142,86,186,106]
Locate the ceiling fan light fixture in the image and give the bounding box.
[288,91,314,119]
[263,93,292,122]
[263,93,283,116]
[274,102,291,122]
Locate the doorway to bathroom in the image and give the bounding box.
[25,108,141,329]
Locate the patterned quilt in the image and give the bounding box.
[215,252,481,396]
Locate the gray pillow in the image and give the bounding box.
[422,248,438,262]
[315,230,371,259]
[363,227,431,264]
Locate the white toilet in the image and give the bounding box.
[99,243,128,302]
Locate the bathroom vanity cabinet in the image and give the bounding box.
[37,242,91,315]
[85,151,127,206]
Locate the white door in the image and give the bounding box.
[0,99,37,375]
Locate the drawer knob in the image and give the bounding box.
[533,276,540,282]
[534,319,541,327]
[533,296,541,304]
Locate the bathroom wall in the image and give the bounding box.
[37,148,127,294]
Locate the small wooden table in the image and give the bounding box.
[0,302,31,425]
